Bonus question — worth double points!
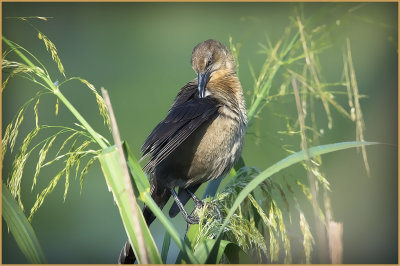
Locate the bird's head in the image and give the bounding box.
[191,39,236,98]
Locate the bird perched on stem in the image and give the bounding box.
[119,39,247,264]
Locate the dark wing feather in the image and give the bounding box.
[171,81,198,107]
[142,84,219,174]
[141,82,197,157]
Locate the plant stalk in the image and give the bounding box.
[101,88,149,263]
[292,77,329,262]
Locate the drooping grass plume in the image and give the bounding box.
[79,79,111,130]
[28,168,64,221]
[7,128,40,211]
[37,31,65,77]
[32,134,57,191]
[299,211,315,264]
[292,76,329,262]
[345,38,370,175]
[79,156,98,192]
[3,20,110,219]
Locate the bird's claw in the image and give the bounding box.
[184,213,200,224]
[184,200,204,224]
[194,199,204,209]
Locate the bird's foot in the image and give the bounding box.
[184,213,200,224]
[186,189,204,209]
[187,189,224,224]
[170,188,202,224]
[183,202,203,225]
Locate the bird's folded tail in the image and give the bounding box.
[118,179,171,264]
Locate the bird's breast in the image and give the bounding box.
[184,106,246,187]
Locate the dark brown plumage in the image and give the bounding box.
[118,39,247,264]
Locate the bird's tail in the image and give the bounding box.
[118,178,171,264]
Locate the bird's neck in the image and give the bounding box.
[208,70,247,126]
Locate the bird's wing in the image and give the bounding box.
[141,82,197,157]
[171,81,199,107]
[141,85,219,173]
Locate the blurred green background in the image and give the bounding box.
[2,2,397,263]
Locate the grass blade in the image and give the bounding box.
[208,141,377,261]
[2,183,47,264]
[98,148,162,264]
[161,231,171,263]
[101,88,149,263]
[198,239,235,263]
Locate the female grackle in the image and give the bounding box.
[119,39,247,264]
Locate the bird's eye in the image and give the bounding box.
[206,59,212,67]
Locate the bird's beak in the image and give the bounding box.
[197,71,211,98]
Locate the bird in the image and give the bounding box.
[118,39,247,264]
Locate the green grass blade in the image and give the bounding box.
[161,231,171,263]
[98,147,162,264]
[2,183,47,264]
[208,141,377,261]
[122,142,150,194]
[223,240,252,263]
[197,239,228,263]
[194,239,251,264]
